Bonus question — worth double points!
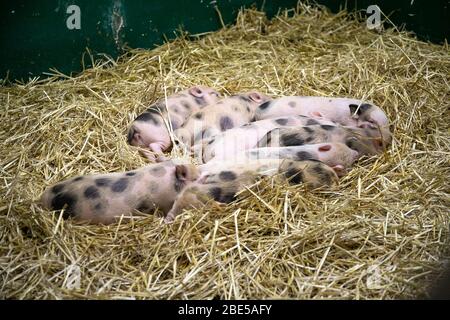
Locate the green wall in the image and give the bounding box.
[0,0,448,82]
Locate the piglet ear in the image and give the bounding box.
[189,86,204,98]
[175,164,189,181]
[318,144,332,152]
[331,165,346,176]
[311,111,323,118]
[249,92,263,103]
[175,164,199,182]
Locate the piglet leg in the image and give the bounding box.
[140,149,156,162]
[164,184,210,223]
[147,142,168,162]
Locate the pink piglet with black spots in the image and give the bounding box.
[127,86,220,161]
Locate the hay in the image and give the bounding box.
[1,3,449,299]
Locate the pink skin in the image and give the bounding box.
[174,91,272,149]
[128,86,221,162]
[255,96,389,129]
[197,115,336,163]
[131,125,172,161]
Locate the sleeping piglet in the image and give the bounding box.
[164,158,338,223]
[257,124,392,156]
[127,86,220,161]
[227,142,360,177]
[254,96,390,129]
[197,115,336,163]
[40,160,200,224]
[174,92,271,149]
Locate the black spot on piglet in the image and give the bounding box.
[360,104,372,112]
[349,103,372,116]
[312,165,326,175]
[111,178,128,192]
[126,172,136,176]
[219,171,237,181]
[135,112,159,125]
[84,186,100,199]
[295,151,313,161]
[281,133,304,146]
[258,101,271,111]
[51,193,77,218]
[306,119,319,125]
[274,118,288,125]
[51,184,65,194]
[219,116,234,131]
[194,96,207,106]
[208,187,236,203]
[181,101,191,110]
[321,125,335,131]
[284,168,303,184]
[209,187,222,201]
[95,178,111,187]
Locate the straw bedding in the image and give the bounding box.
[1,3,449,299]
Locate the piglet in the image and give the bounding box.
[197,115,336,163]
[127,86,220,161]
[254,96,390,129]
[174,92,271,149]
[40,160,200,224]
[164,158,338,223]
[257,124,391,156]
[227,142,360,177]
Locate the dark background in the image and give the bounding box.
[0,0,448,81]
